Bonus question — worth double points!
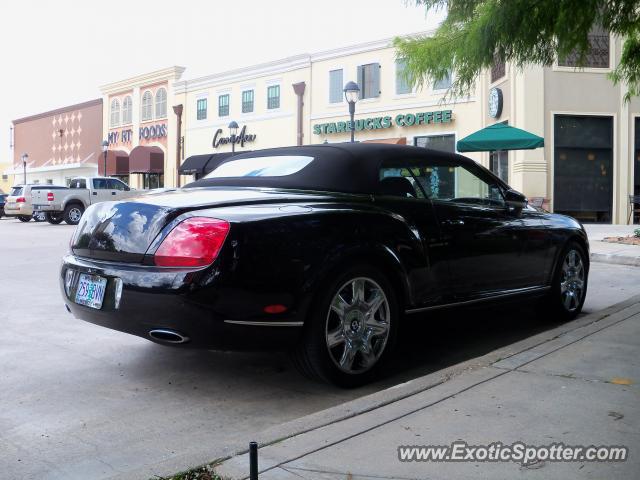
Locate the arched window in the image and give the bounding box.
[155,88,167,119]
[141,91,153,121]
[122,96,132,124]
[110,98,120,127]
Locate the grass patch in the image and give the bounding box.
[152,464,222,480]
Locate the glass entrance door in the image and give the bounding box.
[554,115,613,223]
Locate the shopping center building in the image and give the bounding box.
[100,66,185,189]
[170,32,639,224]
[7,99,103,186]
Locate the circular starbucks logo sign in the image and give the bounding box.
[488,87,503,118]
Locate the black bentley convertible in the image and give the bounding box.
[60,144,589,386]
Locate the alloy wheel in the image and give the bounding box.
[69,208,82,223]
[325,277,391,374]
[560,249,585,312]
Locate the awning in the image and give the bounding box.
[362,137,407,145]
[129,146,164,174]
[179,154,213,175]
[98,150,129,176]
[179,152,251,176]
[457,123,544,152]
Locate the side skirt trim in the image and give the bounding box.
[223,320,304,327]
[405,286,551,314]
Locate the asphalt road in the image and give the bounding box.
[1,217,639,480]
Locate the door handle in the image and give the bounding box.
[92,192,97,196]
[441,219,465,226]
[111,192,116,195]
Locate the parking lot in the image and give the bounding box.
[2,217,640,480]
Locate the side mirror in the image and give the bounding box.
[504,189,527,210]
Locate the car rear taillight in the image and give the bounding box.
[153,217,230,267]
[16,197,26,203]
[47,192,54,201]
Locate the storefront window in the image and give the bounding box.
[415,134,456,153]
[490,150,508,183]
[357,63,380,99]
[141,91,153,121]
[395,59,412,95]
[218,94,230,117]
[329,69,343,103]
[554,115,613,223]
[197,98,207,120]
[141,173,164,190]
[433,71,452,90]
[242,90,254,113]
[633,117,640,223]
[122,96,132,124]
[267,85,280,109]
[155,88,167,118]
[558,25,610,68]
[110,98,120,127]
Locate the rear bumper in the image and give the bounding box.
[4,204,31,216]
[60,254,305,351]
[33,203,63,213]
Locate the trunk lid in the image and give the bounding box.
[70,187,334,263]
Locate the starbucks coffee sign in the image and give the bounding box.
[313,109,453,135]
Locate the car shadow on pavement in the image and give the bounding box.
[122,298,561,398]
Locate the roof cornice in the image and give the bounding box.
[310,29,435,62]
[101,66,186,95]
[173,55,311,94]
[12,98,103,125]
[174,30,435,94]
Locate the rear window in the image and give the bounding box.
[205,155,314,178]
[10,187,23,196]
[70,179,87,189]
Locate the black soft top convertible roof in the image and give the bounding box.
[186,143,495,195]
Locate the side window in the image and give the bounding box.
[108,179,125,191]
[423,165,504,206]
[380,163,504,206]
[378,168,424,199]
[93,179,107,190]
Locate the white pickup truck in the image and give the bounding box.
[32,176,138,225]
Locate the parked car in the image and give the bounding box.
[4,184,68,221]
[0,193,7,218]
[60,144,589,386]
[32,176,137,225]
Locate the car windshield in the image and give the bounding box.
[206,155,314,178]
[10,187,23,196]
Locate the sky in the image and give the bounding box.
[0,0,445,164]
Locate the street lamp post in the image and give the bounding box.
[21,153,28,184]
[343,81,360,143]
[228,121,239,153]
[101,140,109,176]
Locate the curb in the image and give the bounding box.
[590,252,640,267]
[211,294,640,480]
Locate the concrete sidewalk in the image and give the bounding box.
[585,224,640,267]
[217,297,640,479]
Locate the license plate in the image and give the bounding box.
[33,204,44,210]
[75,274,108,310]
[6,202,14,208]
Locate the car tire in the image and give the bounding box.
[64,204,84,225]
[292,264,399,387]
[542,241,588,321]
[46,212,64,225]
[17,215,31,222]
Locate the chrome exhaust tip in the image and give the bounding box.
[148,329,190,344]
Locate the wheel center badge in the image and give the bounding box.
[350,319,360,331]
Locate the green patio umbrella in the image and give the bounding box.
[457,123,544,152]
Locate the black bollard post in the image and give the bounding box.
[249,441,258,480]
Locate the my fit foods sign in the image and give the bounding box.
[313,109,453,135]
